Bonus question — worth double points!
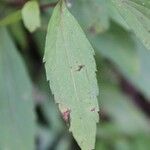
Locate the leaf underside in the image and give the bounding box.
[112,0,150,50]
[44,1,99,150]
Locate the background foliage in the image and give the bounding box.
[0,0,150,150]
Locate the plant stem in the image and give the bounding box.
[40,2,58,11]
[5,1,58,10]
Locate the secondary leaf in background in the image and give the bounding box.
[37,126,57,150]
[22,0,41,32]
[96,124,150,150]
[95,141,108,150]
[100,83,150,134]
[111,0,150,50]
[130,135,150,150]
[0,10,21,27]
[44,1,99,150]
[108,1,129,30]
[0,28,35,149]
[55,134,71,150]
[9,22,28,49]
[34,71,68,150]
[129,41,150,99]
[71,0,110,33]
[91,22,139,77]
[92,22,150,99]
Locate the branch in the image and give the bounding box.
[40,2,58,11]
[5,1,58,10]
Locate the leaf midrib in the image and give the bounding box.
[59,10,81,106]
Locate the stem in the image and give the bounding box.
[5,1,58,10]
[4,1,25,7]
[40,2,58,11]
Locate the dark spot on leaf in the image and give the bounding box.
[91,108,96,112]
[140,16,144,20]
[76,65,85,71]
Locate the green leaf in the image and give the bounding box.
[95,141,108,150]
[71,0,110,33]
[92,23,139,77]
[129,41,150,99]
[108,1,129,29]
[22,0,41,32]
[0,28,35,149]
[131,135,150,150]
[100,83,150,134]
[0,10,21,27]
[44,1,99,150]
[92,22,150,99]
[9,22,28,49]
[40,93,64,131]
[55,135,71,150]
[112,0,150,50]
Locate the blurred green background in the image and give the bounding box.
[0,0,150,150]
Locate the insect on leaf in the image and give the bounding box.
[44,1,99,150]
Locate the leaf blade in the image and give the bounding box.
[22,0,41,32]
[44,1,99,150]
[0,28,35,149]
[0,10,21,27]
[112,0,150,50]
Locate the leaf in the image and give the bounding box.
[100,82,150,134]
[92,22,150,99]
[22,0,41,32]
[0,28,35,149]
[37,126,56,150]
[114,139,131,150]
[92,22,139,77]
[71,0,110,33]
[0,10,21,27]
[108,1,129,29]
[44,1,99,150]
[131,135,150,150]
[40,93,64,131]
[55,135,71,150]
[95,141,108,150]
[111,0,150,50]
[129,41,150,99]
[9,22,28,49]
